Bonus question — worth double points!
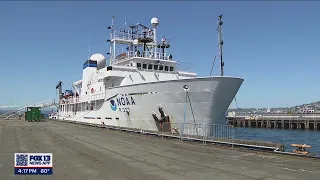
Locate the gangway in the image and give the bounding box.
[2,99,58,120]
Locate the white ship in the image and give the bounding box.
[55,16,244,133]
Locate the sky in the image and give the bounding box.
[0,1,320,109]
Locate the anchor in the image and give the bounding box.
[151,105,170,131]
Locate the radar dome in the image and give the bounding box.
[90,53,106,70]
[151,17,159,26]
[90,53,106,62]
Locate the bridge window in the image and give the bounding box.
[170,66,174,71]
[165,66,169,71]
[159,65,164,71]
[137,63,141,70]
[148,64,153,70]
[142,63,147,69]
[154,64,159,70]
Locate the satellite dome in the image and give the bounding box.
[151,17,159,26]
[90,53,106,70]
[90,53,106,62]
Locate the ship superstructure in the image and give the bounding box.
[56,16,244,134]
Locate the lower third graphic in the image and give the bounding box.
[14,153,53,175]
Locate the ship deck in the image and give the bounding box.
[0,119,319,180]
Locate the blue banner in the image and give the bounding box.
[14,167,53,175]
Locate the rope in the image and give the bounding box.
[210,45,220,76]
[210,55,217,76]
[234,97,239,109]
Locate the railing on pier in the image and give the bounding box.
[152,122,235,145]
[54,119,285,152]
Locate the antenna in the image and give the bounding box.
[111,16,115,27]
[112,16,116,61]
[88,40,91,59]
[218,14,224,76]
[107,16,116,65]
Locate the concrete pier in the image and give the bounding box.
[1,119,320,179]
[228,116,320,130]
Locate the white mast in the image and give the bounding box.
[151,17,159,59]
[112,16,116,62]
[107,16,115,66]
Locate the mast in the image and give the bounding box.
[112,16,116,62]
[218,14,224,76]
[151,17,159,59]
[107,16,115,66]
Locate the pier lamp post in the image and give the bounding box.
[182,85,189,136]
[183,85,189,123]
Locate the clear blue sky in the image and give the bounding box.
[0,1,319,108]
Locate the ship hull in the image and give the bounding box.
[58,76,243,134]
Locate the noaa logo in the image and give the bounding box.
[110,100,117,111]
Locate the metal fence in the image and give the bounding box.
[205,124,235,144]
[55,118,235,146]
[159,122,234,145]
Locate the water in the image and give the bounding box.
[234,127,320,157]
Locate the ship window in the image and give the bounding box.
[170,66,174,71]
[154,64,159,70]
[148,64,153,69]
[142,63,147,69]
[88,60,97,65]
[137,63,141,70]
[165,66,169,71]
[159,65,164,71]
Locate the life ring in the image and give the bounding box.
[91,88,94,93]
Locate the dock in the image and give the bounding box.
[227,114,320,130]
[1,119,320,180]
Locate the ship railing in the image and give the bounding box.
[111,31,154,42]
[113,50,173,64]
[110,32,171,45]
[111,31,134,41]
[60,92,106,104]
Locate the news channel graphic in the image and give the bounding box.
[14,153,53,175]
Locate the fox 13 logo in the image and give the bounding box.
[14,153,53,175]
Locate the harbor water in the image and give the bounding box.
[234,127,320,157]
